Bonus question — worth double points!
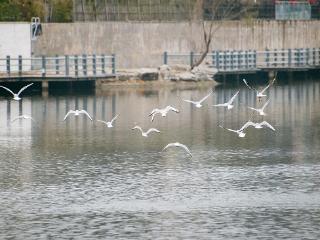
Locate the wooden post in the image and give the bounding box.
[74,55,78,77]
[288,49,292,67]
[82,54,87,76]
[164,51,168,65]
[190,51,194,67]
[101,54,105,74]
[42,55,46,77]
[65,55,69,76]
[6,56,10,75]
[18,55,22,76]
[93,54,96,76]
[112,54,116,75]
[55,54,59,75]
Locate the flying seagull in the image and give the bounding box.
[243,77,276,98]
[0,83,33,101]
[219,121,255,138]
[11,114,35,123]
[96,114,119,128]
[212,90,239,110]
[248,99,270,116]
[251,121,275,131]
[63,110,93,121]
[162,142,192,157]
[149,105,179,122]
[131,126,160,137]
[183,90,213,108]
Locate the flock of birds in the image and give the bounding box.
[0,77,276,157]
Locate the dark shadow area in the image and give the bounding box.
[48,81,95,96]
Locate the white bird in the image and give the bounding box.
[252,121,275,131]
[162,142,192,157]
[248,99,270,116]
[132,126,160,137]
[219,121,255,138]
[96,114,119,128]
[149,105,179,122]
[0,83,33,101]
[63,110,93,121]
[183,90,213,108]
[11,114,35,123]
[243,77,276,98]
[212,90,239,110]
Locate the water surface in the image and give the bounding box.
[0,79,320,239]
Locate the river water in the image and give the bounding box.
[0,78,320,239]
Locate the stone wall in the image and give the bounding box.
[32,20,320,68]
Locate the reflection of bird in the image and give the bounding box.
[219,121,255,138]
[63,110,93,121]
[149,105,179,122]
[183,90,213,108]
[132,126,160,137]
[251,121,275,131]
[243,77,276,99]
[162,142,192,157]
[97,114,119,128]
[11,114,35,122]
[212,90,239,110]
[0,83,33,101]
[248,100,270,116]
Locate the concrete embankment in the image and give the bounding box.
[32,20,320,69]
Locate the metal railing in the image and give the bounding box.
[0,54,116,78]
[164,48,320,73]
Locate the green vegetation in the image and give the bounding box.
[0,0,72,22]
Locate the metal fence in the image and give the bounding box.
[164,48,320,72]
[0,54,116,78]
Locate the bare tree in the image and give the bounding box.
[191,0,252,69]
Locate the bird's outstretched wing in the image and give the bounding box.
[176,143,192,157]
[166,106,179,113]
[261,99,270,111]
[79,110,93,121]
[260,121,275,131]
[243,79,258,92]
[0,86,15,96]
[183,99,197,104]
[239,121,256,131]
[198,90,214,103]
[149,108,159,116]
[96,119,108,124]
[228,90,240,104]
[11,116,23,122]
[260,75,277,94]
[219,125,238,133]
[17,83,34,96]
[213,103,227,107]
[162,143,175,151]
[248,106,259,112]
[63,110,74,121]
[146,128,160,135]
[110,114,119,124]
[132,125,143,133]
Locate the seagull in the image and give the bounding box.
[248,99,270,116]
[11,114,35,122]
[63,110,93,121]
[0,83,33,101]
[162,142,192,157]
[96,114,119,128]
[212,90,239,110]
[149,105,179,122]
[219,121,255,138]
[131,126,160,137]
[243,77,276,99]
[183,90,213,108]
[252,121,275,131]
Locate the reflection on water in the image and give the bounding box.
[1,79,320,239]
